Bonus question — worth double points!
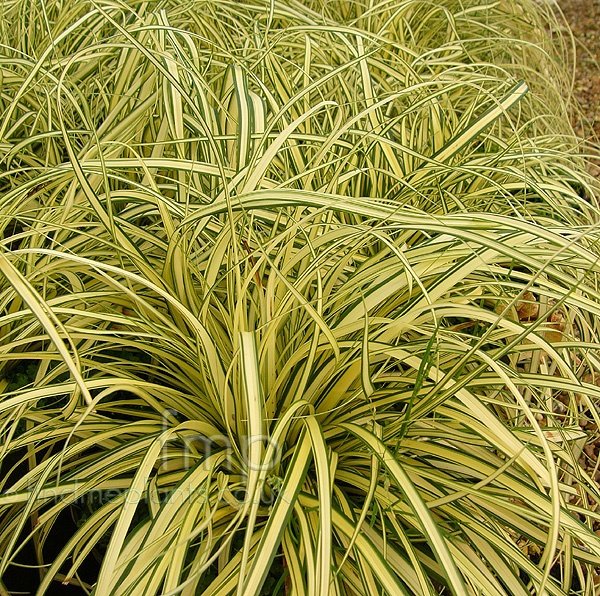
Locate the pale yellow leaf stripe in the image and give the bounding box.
[241,429,312,596]
[237,331,265,596]
[431,82,528,165]
[304,416,333,596]
[298,492,413,596]
[0,253,93,407]
[340,422,469,596]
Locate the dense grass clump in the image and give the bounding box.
[1,0,600,594]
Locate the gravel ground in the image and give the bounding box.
[554,0,600,140]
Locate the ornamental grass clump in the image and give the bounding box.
[1,0,600,594]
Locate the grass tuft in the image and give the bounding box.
[0,1,600,595]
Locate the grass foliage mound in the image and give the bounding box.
[1,0,600,594]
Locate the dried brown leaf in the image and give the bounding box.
[516,291,539,321]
